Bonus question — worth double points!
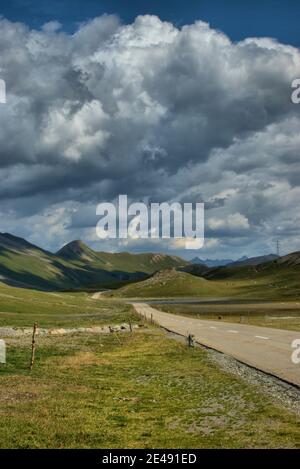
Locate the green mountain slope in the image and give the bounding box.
[202,252,300,299]
[110,252,300,300]
[109,269,232,298]
[204,252,300,280]
[0,233,76,290]
[57,240,187,274]
[0,233,188,290]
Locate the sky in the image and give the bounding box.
[1,0,300,46]
[0,1,300,259]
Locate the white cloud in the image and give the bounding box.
[208,213,249,232]
[0,14,299,256]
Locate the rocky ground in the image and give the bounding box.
[0,323,143,337]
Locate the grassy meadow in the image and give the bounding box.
[0,282,135,328]
[156,301,300,332]
[1,328,300,448]
[1,275,300,448]
[109,270,241,299]
[109,265,300,301]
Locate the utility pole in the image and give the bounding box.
[276,240,281,257]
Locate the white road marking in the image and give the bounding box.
[255,335,270,340]
[227,330,238,333]
[209,326,217,329]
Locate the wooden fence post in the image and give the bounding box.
[187,333,195,348]
[29,323,38,371]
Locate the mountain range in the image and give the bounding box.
[0,231,298,299]
[0,232,187,290]
[190,254,278,267]
[190,256,248,267]
[113,251,300,299]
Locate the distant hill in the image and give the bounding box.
[190,256,248,267]
[182,254,279,280]
[109,268,230,298]
[205,253,285,281]
[180,263,209,276]
[111,251,300,300]
[190,257,208,265]
[190,254,279,269]
[274,251,300,267]
[227,254,278,267]
[0,232,187,290]
[200,251,300,299]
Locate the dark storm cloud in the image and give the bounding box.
[0,14,300,254]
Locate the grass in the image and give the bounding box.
[109,270,238,298]
[204,262,300,301]
[156,302,300,332]
[110,267,300,301]
[1,329,300,448]
[0,282,136,328]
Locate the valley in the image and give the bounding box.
[1,303,300,449]
[1,232,300,448]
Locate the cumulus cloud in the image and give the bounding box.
[0,14,300,257]
[208,212,250,232]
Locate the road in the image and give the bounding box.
[133,303,300,387]
[91,290,110,299]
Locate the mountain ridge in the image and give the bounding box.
[0,232,188,290]
[190,256,248,267]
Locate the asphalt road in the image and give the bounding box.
[133,303,300,387]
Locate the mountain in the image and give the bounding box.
[200,250,300,299]
[190,256,248,267]
[0,232,188,290]
[181,254,279,280]
[2,231,300,299]
[57,240,187,274]
[180,263,209,276]
[57,240,100,262]
[227,254,278,267]
[111,251,300,300]
[0,232,72,289]
[190,254,278,268]
[190,257,208,265]
[274,251,300,267]
[0,232,49,253]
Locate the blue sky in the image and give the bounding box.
[1,0,300,46]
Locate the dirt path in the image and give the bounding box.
[91,290,109,299]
